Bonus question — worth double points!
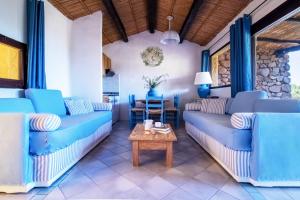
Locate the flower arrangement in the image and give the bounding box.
[141,47,164,67]
[142,74,168,89]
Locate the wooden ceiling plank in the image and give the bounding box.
[50,0,74,19]
[257,37,300,44]
[103,0,128,42]
[128,0,140,32]
[191,0,221,40]
[79,0,92,15]
[147,0,158,33]
[179,0,204,43]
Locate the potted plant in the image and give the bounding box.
[142,74,168,96]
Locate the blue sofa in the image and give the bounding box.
[0,89,112,193]
[183,91,300,186]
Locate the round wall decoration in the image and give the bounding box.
[141,47,164,67]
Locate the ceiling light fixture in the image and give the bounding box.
[160,16,180,45]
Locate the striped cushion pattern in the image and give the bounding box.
[185,102,202,111]
[83,100,94,112]
[64,99,89,115]
[93,102,112,111]
[206,98,227,115]
[231,113,253,129]
[30,114,61,132]
[186,122,250,178]
[200,99,210,112]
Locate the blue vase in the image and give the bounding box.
[197,84,210,98]
[147,88,158,96]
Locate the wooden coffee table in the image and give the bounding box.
[128,123,177,168]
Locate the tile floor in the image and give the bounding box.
[1,121,300,200]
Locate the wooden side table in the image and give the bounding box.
[128,124,177,168]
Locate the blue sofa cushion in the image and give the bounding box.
[25,89,67,116]
[29,111,112,155]
[0,98,35,113]
[254,99,300,113]
[228,91,267,114]
[183,111,251,151]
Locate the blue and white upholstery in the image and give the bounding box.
[93,102,112,111]
[185,102,202,111]
[29,114,61,132]
[206,98,227,115]
[64,99,92,115]
[184,91,300,187]
[231,113,253,129]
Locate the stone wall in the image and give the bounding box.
[255,47,291,99]
[218,49,231,86]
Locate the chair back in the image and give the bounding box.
[128,94,136,108]
[174,95,180,109]
[146,94,164,110]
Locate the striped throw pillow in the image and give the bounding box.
[93,102,112,111]
[200,99,210,112]
[185,102,202,111]
[64,99,89,115]
[83,100,94,112]
[29,114,61,132]
[206,98,227,115]
[231,113,253,129]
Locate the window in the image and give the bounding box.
[210,44,231,87]
[0,34,26,88]
[255,11,300,99]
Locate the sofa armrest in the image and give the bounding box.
[0,113,33,186]
[250,113,300,182]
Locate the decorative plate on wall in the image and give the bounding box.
[141,47,164,67]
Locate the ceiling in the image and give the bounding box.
[49,0,252,46]
[257,12,300,51]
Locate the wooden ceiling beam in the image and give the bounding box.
[147,0,158,33]
[257,37,300,44]
[275,45,300,56]
[179,0,204,43]
[286,18,300,23]
[103,0,128,42]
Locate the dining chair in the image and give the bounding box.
[145,94,164,123]
[164,95,180,129]
[128,94,145,128]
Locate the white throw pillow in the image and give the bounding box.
[206,98,227,115]
[93,102,112,111]
[83,100,94,113]
[200,99,210,112]
[231,113,254,129]
[30,113,61,132]
[65,99,89,115]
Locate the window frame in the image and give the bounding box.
[210,42,231,89]
[0,34,27,89]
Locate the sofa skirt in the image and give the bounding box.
[185,122,251,181]
[31,121,112,186]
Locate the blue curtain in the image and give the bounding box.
[201,50,210,72]
[27,0,46,89]
[230,15,252,97]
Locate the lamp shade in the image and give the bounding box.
[160,30,180,45]
[194,72,212,85]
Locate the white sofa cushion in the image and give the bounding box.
[185,102,202,111]
[231,113,253,129]
[30,113,61,132]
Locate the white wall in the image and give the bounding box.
[70,12,103,102]
[45,1,72,96]
[0,0,73,97]
[104,31,203,120]
[0,0,26,97]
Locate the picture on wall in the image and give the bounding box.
[141,46,164,67]
[0,34,26,88]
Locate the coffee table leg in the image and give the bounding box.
[166,142,173,168]
[132,141,139,167]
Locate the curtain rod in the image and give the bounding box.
[208,0,268,51]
